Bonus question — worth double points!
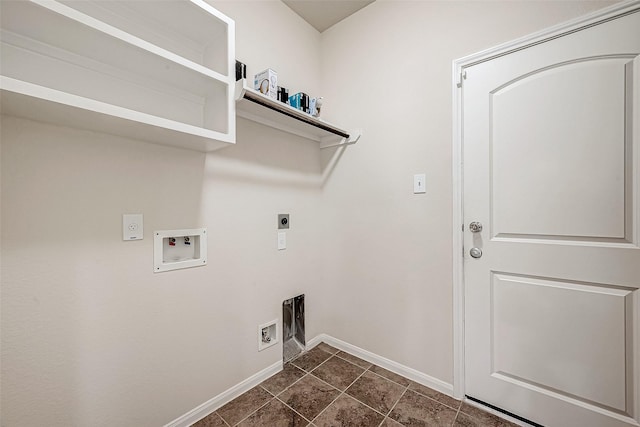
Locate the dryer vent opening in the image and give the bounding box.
[283,295,305,363]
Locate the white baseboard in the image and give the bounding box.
[166,334,454,426]
[164,360,282,427]
[308,334,454,398]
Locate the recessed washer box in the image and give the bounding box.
[154,228,207,273]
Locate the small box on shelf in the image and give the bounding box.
[254,68,277,100]
[289,92,309,113]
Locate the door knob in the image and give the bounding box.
[470,247,482,258]
[469,222,483,233]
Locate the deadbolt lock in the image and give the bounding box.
[469,221,483,233]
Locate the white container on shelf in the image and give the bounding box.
[254,68,278,100]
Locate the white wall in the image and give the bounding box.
[0,1,616,426]
[316,0,616,385]
[1,2,323,426]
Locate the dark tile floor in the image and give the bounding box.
[192,343,519,427]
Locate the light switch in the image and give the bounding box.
[277,232,286,250]
[123,214,143,240]
[414,174,426,194]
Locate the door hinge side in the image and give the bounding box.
[457,70,467,88]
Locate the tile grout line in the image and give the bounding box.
[399,387,463,425]
[265,369,308,398]
[361,364,409,418]
[354,362,463,426]
[407,387,462,413]
[306,349,417,425]
[332,348,407,419]
[259,383,277,397]
[195,408,232,427]
[225,391,275,427]
[309,356,410,424]
[453,400,463,427]
[216,411,232,427]
[264,373,315,424]
[290,351,333,376]
[277,370,342,425]
[376,377,411,427]
[453,399,501,427]
[451,408,460,427]
[343,351,466,425]
[399,375,462,413]
[307,356,372,425]
[211,362,306,427]
[267,347,334,396]
[315,344,341,357]
[366,367,410,389]
[350,356,462,414]
[275,349,343,426]
[276,345,341,425]
[333,351,373,367]
[274,394,315,425]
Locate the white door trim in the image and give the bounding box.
[451,0,640,400]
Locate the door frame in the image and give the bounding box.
[451,0,640,400]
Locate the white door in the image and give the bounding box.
[462,7,640,427]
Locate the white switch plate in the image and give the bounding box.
[123,214,143,240]
[277,232,286,250]
[414,174,426,194]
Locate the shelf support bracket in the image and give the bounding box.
[234,79,247,101]
[319,129,362,149]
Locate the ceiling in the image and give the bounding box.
[282,0,375,33]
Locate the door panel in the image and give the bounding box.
[492,272,631,412]
[492,58,628,240]
[463,8,640,427]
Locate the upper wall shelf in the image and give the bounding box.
[0,0,236,152]
[235,80,361,149]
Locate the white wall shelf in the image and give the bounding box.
[235,79,361,149]
[0,0,236,152]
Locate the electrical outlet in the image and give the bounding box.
[278,214,290,229]
[123,214,143,240]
